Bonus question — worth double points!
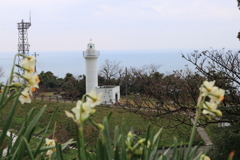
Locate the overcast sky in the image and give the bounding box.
[0,0,240,52]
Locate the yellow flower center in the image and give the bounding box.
[82,108,86,114]
[24,94,30,98]
[48,141,56,151]
[93,97,97,102]
[206,88,211,92]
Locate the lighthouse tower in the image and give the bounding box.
[83,39,100,93]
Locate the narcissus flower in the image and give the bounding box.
[23,72,40,96]
[209,87,225,104]
[65,100,95,123]
[19,88,31,104]
[21,56,36,70]
[199,80,215,96]
[200,154,211,160]
[45,138,56,157]
[65,110,75,120]
[25,72,40,89]
[87,89,103,107]
[72,100,95,121]
[202,101,222,116]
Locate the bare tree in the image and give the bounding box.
[182,49,240,105]
[99,59,124,85]
[181,49,240,129]
[114,67,206,138]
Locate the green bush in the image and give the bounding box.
[208,125,240,160]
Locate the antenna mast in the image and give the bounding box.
[17,15,31,74]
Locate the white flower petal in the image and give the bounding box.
[87,89,103,107]
[19,88,31,104]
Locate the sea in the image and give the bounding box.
[0,48,227,83]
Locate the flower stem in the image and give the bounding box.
[186,95,204,159]
[186,113,198,159]
[78,126,86,159]
[9,54,19,85]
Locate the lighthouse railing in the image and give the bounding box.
[83,51,100,57]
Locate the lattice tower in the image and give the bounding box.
[17,19,31,74]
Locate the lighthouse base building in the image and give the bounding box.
[96,86,120,105]
[83,39,120,105]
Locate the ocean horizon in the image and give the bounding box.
[0,48,238,83]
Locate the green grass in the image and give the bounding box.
[0,99,203,157]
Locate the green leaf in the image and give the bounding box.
[0,90,21,157]
[22,137,34,160]
[103,117,112,160]
[113,126,120,160]
[55,142,64,160]
[107,111,113,121]
[153,128,162,145]
[120,119,126,160]
[33,105,59,158]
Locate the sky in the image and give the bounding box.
[0,0,240,82]
[0,0,239,52]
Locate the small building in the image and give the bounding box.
[96,86,120,105]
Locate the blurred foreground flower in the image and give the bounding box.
[202,101,222,116]
[20,56,36,70]
[19,87,31,104]
[199,80,225,117]
[87,89,103,107]
[65,89,102,124]
[45,138,56,157]
[14,55,40,104]
[65,100,96,124]
[209,87,225,104]
[228,150,235,160]
[72,100,95,122]
[199,80,215,96]
[200,154,211,160]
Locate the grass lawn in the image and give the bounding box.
[0,99,203,157]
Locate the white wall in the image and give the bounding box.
[85,58,98,93]
[96,86,120,105]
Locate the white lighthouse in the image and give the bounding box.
[83,39,100,93]
[83,39,121,105]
